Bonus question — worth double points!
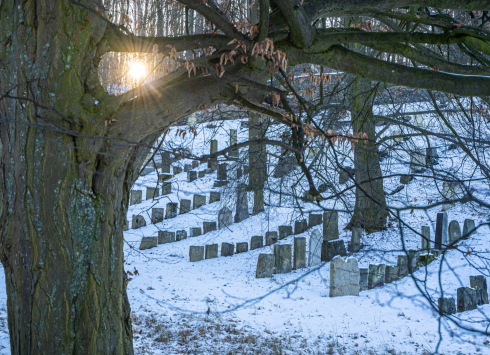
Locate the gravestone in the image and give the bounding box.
[329,257,360,297]
[176,230,187,241]
[192,160,200,169]
[217,164,227,181]
[294,220,308,235]
[173,166,183,175]
[221,242,234,257]
[408,249,419,273]
[189,227,202,237]
[410,149,426,173]
[187,170,197,182]
[274,244,292,274]
[359,268,369,291]
[218,207,233,229]
[385,265,399,284]
[448,220,461,245]
[265,231,278,246]
[130,190,142,205]
[180,199,191,214]
[193,194,206,209]
[229,129,239,159]
[146,187,159,200]
[132,215,146,229]
[236,242,248,254]
[165,203,178,219]
[139,237,157,250]
[323,211,339,241]
[158,231,175,244]
[251,236,263,250]
[434,212,448,249]
[162,182,171,195]
[203,222,217,234]
[321,240,347,262]
[189,246,204,262]
[184,164,192,172]
[309,230,323,267]
[278,225,293,240]
[161,152,172,173]
[397,255,408,277]
[457,287,477,312]
[208,159,218,171]
[426,147,439,166]
[308,213,323,228]
[198,170,205,178]
[421,225,431,251]
[293,237,306,269]
[210,139,218,154]
[209,191,221,203]
[463,219,476,238]
[151,208,164,224]
[205,244,218,259]
[158,173,172,182]
[470,276,489,305]
[368,264,385,289]
[349,227,362,253]
[438,297,456,315]
[256,254,275,278]
[234,184,249,223]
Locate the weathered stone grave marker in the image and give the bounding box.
[349,227,362,253]
[293,237,306,269]
[151,208,164,224]
[434,212,448,249]
[397,255,408,277]
[189,227,202,237]
[130,190,142,205]
[278,225,293,240]
[256,254,274,278]
[359,268,368,291]
[158,231,175,244]
[321,240,347,262]
[203,222,217,234]
[308,230,322,267]
[218,207,233,230]
[421,225,431,251]
[294,219,307,235]
[193,194,206,209]
[236,242,248,254]
[187,170,197,182]
[470,276,489,305]
[265,231,278,246]
[308,213,322,228]
[221,242,234,257]
[448,220,461,245]
[132,215,146,229]
[234,184,249,223]
[323,211,339,241]
[438,297,456,315]
[251,236,263,250]
[139,237,157,250]
[205,244,218,259]
[385,265,399,284]
[274,244,292,274]
[176,230,187,241]
[368,264,385,289]
[146,187,159,200]
[463,219,476,238]
[180,199,191,214]
[162,182,171,195]
[209,191,221,203]
[165,203,178,219]
[457,287,477,312]
[329,257,360,297]
[189,246,204,262]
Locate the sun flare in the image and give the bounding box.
[128,62,146,80]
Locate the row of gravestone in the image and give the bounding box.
[438,276,489,315]
[129,192,221,232]
[420,213,476,251]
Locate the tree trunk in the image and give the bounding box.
[346,77,387,233]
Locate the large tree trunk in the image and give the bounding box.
[346,77,387,233]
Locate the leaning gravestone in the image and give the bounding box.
[278,225,293,240]
[162,182,171,195]
[130,190,142,205]
[165,203,178,219]
[205,244,218,259]
[158,231,175,244]
[397,255,408,277]
[470,275,489,305]
[308,230,322,267]
[448,220,461,245]
[180,199,191,214]
[329,257,360,297]
[190,227,202,237]
[323,211,339,241]
[321,240,347,262]
[385,265,399,284]
[151,208,164,224]
[139,237,157,250]
[221,242,234,257]
[368,264,385,289]
[236,242,248,254]
[293,237,306,269]
[189,246,205,262]
[187,170,197,183]
[193,194,206,209]
[265,231,278,246]
[176,230,187,241]
[408,249,419,273]
[218,207,233,229]
[421,225,431,251]
[274,244,292,274]
[146,187,160,200]
[438,297,456,315]
[457,287,477,312]
[256,254,274,278]
[234,184,249,223]
[359,268,369,291]
[349,227,362,253]
[132,215,146,229]
[251,236,263,250]
[308,213,322,228]
[203,222,217,234]
[294,220,307,235]
[463,219,476,238]
[434,212,448,249]
[209,191,221,203]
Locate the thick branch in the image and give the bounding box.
[273,0,315,48]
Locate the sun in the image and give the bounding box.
[129,62,146,80]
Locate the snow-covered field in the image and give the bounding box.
[0,102,489,354]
